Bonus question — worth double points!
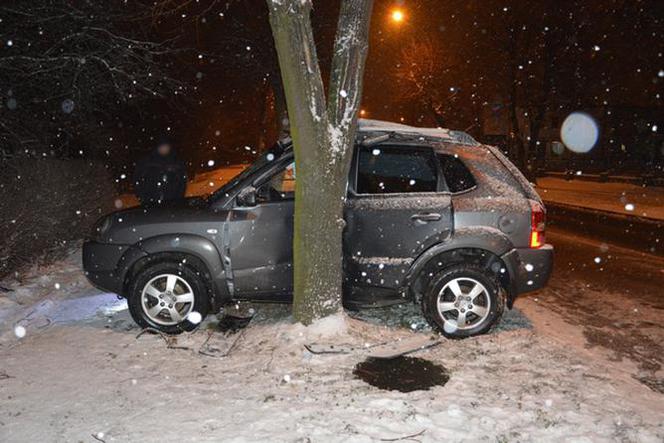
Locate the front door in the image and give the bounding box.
[228,158,296,299]
[344,144,453,301]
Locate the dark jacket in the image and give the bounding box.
[133,147,187,206]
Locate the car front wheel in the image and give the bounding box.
[127,261,210,334]
[422,265,504,338]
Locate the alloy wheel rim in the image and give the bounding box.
[436,277,491,331]
[141,273,195,326]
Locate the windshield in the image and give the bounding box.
[207,141,289,203]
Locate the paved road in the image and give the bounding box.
[520,226,664,392]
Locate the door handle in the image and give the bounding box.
[411,212,442,222]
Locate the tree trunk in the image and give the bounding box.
[267,0,373,324]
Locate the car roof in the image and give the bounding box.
[357,118,479,146]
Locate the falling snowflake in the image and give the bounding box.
[187,311,202,324]
[61,98,75,114]
[14,325,26,338]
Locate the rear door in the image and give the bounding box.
[344,144,453,290]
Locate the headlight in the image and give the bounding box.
[91,216,112,241]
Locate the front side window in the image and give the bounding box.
[257,161,296,201]
[356,147,438,194]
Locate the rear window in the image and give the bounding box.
[357,147,438,194]
[438,154,476,193]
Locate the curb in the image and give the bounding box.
[543,172,664,187]
[544,201,664,256]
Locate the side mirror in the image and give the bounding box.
[237,186,257,207]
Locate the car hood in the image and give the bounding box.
[99,201,228,245]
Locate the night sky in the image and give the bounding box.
[1,0,662,177]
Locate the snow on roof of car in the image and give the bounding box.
[358,118,478,146]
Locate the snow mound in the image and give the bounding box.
[304,312,348,338]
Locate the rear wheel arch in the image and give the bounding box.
[406,246,511,304]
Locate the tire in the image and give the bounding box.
[127,261,210,334]
[421,264,504,338]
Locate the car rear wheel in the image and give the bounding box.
[127,261,210,334]
[421,265,504,338]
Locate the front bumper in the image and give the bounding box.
[501,244,553,305]
[82,240,135,295]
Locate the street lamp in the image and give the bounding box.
[390,8,405,24]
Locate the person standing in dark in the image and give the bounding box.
[133,136,187,207]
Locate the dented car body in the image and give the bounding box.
[83,119,553,337]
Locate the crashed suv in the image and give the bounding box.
[83,119,553,338]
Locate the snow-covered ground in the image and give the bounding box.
[535,177,664,220]
[1,250,662,442]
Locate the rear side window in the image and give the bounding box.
[357,147,438,194]
[438,154,476,193]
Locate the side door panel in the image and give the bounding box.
[343,145,453,303]
[228,202,294,297]
[227,158,295,299]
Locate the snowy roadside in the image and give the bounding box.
[535,177,664,220]
[1,252,663,442]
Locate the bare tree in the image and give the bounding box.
[394,37,458,127]
[267,0,374,323]
[0,2,190,158]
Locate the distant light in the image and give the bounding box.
[560,112,599,153]
[390,8,405,23]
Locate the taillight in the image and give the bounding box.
[530,200,546,248]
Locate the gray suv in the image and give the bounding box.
[83,119,552,338]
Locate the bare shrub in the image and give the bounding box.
[0,159,115,280]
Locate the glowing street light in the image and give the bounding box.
[390,8,405,24]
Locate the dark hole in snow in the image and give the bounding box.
[354,356,449,392]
